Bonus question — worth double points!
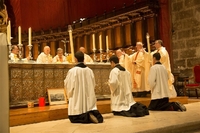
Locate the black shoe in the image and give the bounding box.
[174,102,186,112]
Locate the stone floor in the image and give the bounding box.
[10,102,200,133]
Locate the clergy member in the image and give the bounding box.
[129,42,150,97]
[64,51,103,123]
[52,48,68,63]
[36,46,52,63]
[108,55,149,117]
[148,53,186,111]
[9,45,30,62]
[115,49,132,73]
[79,47,93,63]
[151,40,177,97]
[116,49,125,66]
[10,45,19,61]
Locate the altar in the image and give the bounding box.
[9,62,111,107]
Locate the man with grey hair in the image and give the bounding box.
[36,46,52,63]
[52,48,68,63]
[129,42,150,97]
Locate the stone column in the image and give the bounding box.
[0,33,9,133]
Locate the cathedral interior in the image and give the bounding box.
[1,0,200,132]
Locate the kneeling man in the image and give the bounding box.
[64,51,103,123]
[148,53,186,111]
[108,55,149,117]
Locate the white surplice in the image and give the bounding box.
[36,52,52,63]
[151,47,177,97]
[148,63,171,100]
[52,55,68,63]
[64,65,97,115]
[84,54,93,64]
[108,67,136,112]
[9,53,19,61]
[119,55,125,67]
[119,54,132,73]
[9,53,28,62]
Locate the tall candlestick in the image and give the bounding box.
[99,34,102,50]
[7,20,11,44]
[106,35,109,50]
[7,21,12,58]
[68,25,75,63]
[92,34,96,50]
[28,27,32,46]
[146,33,151,54]
[18,26,21,44]
[6,24,10,44]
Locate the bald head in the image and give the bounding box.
[11,45,19,54]
[79,47,86,53]
[116,49,123,58]
[43,46,50,55]
[136,42,143,46]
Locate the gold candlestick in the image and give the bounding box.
[68,25,75,63]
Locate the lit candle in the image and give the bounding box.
[18,26,21,44]
[99,34,102,50]
[106,35,109,50]
[92,34,96,50]
[28,27,32,46]
[146,33,150,54]
[9,21,11,43]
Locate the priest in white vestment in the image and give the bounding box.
[9,45,19,61]
[79,47,93,63]
[116,49,132,73]
[9,45,29,62]
[129,42,150,97]
[148,53,186,111]
[108,55,149,117]
[64,51,103,123]
[52,48,68,63]
[151,40,177,98]
[36,46,52,63]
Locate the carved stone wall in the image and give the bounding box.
[171,0,200,76]
[9,63,111,107]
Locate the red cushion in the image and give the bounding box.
[186,83,200,87]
